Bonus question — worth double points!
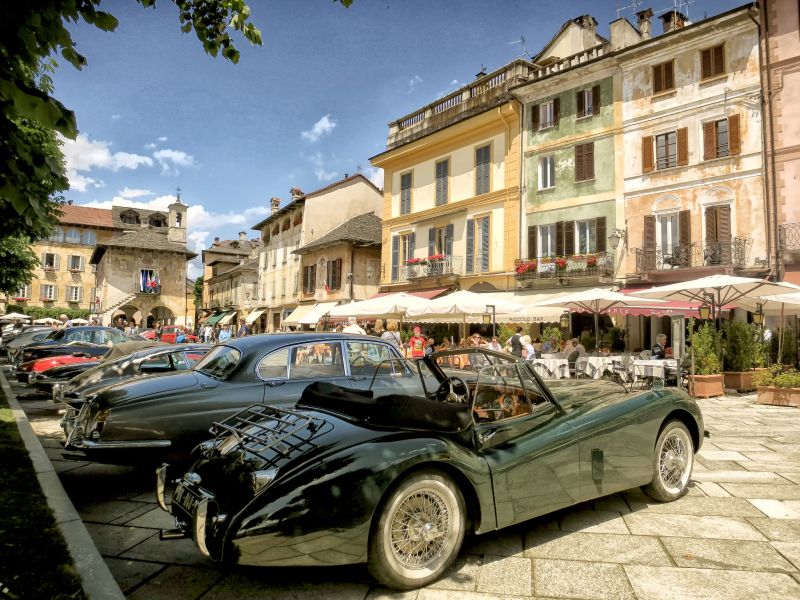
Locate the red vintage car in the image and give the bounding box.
[15,354,100,384]
[147,326,199,344]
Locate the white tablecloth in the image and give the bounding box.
[583,356,622,379]
[531,358,569,379]
[632,359,677,381]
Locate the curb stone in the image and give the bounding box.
[0,369,125,600]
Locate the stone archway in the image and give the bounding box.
[111,304,141,328]
[149,305,175,328]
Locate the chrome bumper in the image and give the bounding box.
[66,438,172,450]
[157,467,216,558]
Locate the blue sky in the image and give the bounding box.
[53,0,744,277]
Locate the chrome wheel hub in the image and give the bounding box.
[390,489,450,569]
[659,432,690,489]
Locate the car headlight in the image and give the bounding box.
[88,409,111,439]
[28,372,37,382]
[250,467,278,493]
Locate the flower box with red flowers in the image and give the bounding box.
[405,258,426,265]
[427,254,446,262]
[515,261,538,275]
[68,268,80,273]
[554,257,568,271]
[14,297,28,302]
[586,254,598,267]
[40,298,53,302]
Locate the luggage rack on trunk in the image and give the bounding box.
[207,405,333,465]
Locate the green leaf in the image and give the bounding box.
[92,11,119,32]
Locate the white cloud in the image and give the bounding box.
[301,151,338,182]
[314,168,337,182]
[144,142,157,150]
[111,114,121,120]
[60,133,153,191]
[408,75,423,93]
[157,136,168,142]
[153,148,197,175]
[436,79,463,99]
[117,187,152,199]
[301,114,337,142]
[362,166,384,190]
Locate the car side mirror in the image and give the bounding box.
[652,378,665,391]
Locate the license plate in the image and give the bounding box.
[173,483,201,516]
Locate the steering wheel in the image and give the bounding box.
[435,375,471,404]
[349,354,367,375]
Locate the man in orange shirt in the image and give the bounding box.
[407,325,426,358]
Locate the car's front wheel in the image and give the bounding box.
[368,470,466,590]
[642,420,694,502]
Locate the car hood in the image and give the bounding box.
[44,362,101,379]
[92,371,202,408]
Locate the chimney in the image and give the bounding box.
[239,231,247,241]
[213,236,220,245]
[344,173,349,179]
[575,15,598,34]
[270,197,281,213]
[290,187,304,200]
[636,8,653,40]
[660,10,687,34]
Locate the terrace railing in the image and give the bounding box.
[514,252,614,281]
[399,255,464,281]
[779,222,800,251]
[633,237,751,274]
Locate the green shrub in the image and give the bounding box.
[579,331,596,352]
[542,325,563,343]
[691,321,721,375]
[769,326,798,366]
[753,366,800,388]
[4,304,89,320]
[723,321,761,372]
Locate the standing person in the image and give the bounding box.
[381,320,402,349]
[218,324,232,342]
[342,317,366,334]
[202,323,213,343]
[407,326,426,358]
[521,335,536,360]
[507,327,523,358]
[238,321,249,337]
[155,321,163,341]
[373,318,385,337]
[486,336,502,352]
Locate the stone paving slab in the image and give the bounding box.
[774,542,800,570]
[127,565,225,600]
[660,537,797,573]
[720,483,800,500]
[747,517,800,541]
[533,559,635,600]
[625,495,765,517]
[748,499,800,518]
[524,530,672,566]
[475,555,531,596]
[692,470,794,484]
[623,513,766,540]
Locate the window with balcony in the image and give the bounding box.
[40,284,56,301]
[538,155,555,190]
[67,255,83,272]
[652,60,674,94]
[701,44,725,80]
[400,172,412,215]
[528,218,606,258]
[576,85,600,118]
[643,210,691,269]
[575,220,597,254]
[390,231,415,282]
[41,253,59,270]
[15,285,31,300]
[574,142,594,182]
[67,286,83,303]
[475,144,490,195]
[139,269,160,293]
[435,159,449,206]
[656,132,677,169]
[428,225,453,257]
[466,215,490,274]
[703,115,740,160]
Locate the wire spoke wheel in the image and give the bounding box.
[389,488,450,569]
[643,420,694,502]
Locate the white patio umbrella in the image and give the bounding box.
[328,292,429,319]
[534,287,666,348]
[33,317,60,325]
[70,318,89,325]
[735,292,800,360]
[0,312,32,323]
[405,290,525,331]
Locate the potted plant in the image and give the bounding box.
[754,367,800,407]
[514,260,538,278]
[722,321,762,392]
[586,254,598,268]
[14,297,28,302]
[554,257,568,272]
[688,321,724,398]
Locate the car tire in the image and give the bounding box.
[642,420,694,502]
[368,470,466,590]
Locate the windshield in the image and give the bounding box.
[194,345,242,380]
[367,358,440,397]
[433,349,517,375]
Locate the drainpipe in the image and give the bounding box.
[751,2,779,279]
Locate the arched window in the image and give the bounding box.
[149,214,167,228]
[121,211,140,225]
[175,212,182,227]
[81,230,96,245]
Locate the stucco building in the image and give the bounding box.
[90,199,197,328]
[250,175,383,331]
[2,204,118,313]
[201,233,260,332]
[370,61,529,296]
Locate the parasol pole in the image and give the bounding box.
[778,302,786,364]
[594,311,600,351]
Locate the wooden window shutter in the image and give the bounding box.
[428,228,435,256]
[409,231,415,257]
[643,215,656,250]
[705,206,718,241]
[326,260,332,289]
[54,254,60,270]
[445,224,454,256]
[653,64,663,94]
[531,104,539,131]
[677,128,688,166]
[336,258,343,289]
[701,48,712,79]
[575,145,585,181]
[717,205,732,241]
[595,217,606,253]
[527,225,537,259]
[642,136,654,173]
[664,61,674,90]
[556,221,565,256]
[564,221,575,256]
[713,44,724,76]
[678,210,691,245]
[703,122,716,160]
[465,219,475,274]
[592,84,601,113]
[728,114,741,155]
[78,286,84,301]
[576,91,585,118]
[391,235,399,282]
[480,217,490,272]
[585,143,595,180]
[553,98,560,126]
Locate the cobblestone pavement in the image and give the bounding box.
[8,371,800,599]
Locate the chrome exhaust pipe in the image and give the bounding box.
[159,528,188,541]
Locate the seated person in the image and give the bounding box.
[541,337,560,353]
[651,333,669,359]
[571,338,587,356]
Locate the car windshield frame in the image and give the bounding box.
[367,357,440,398]
[194,345,242,380]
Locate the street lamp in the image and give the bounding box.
[698,303,711,320]
[608,228,627,250]
[752,303,764,326]
[484,304,496,337]
[559,311,571,330]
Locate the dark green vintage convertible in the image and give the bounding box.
[157,347,704,590]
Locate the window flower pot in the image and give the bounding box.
[14,297,28,302]
[757,386,800,407]
[723,371,756,393]
[688,373,724,398]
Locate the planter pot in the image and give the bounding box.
[757,386,800,407]
[723,371,757,393]
[688,374,724,398]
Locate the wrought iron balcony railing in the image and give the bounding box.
[779,223,800,251]
[514,252,615,281]
[399,255,464,280]
[633,237,751,274]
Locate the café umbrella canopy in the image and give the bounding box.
[328,292,430,319]
[33,317,60,325]
[405,290,525,322]
[534,287,666,348]
[0,312,32,323]
[70,318,89,325]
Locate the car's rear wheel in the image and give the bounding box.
[368,470,466,590]
[642,420,694,502]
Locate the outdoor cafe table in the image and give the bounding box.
[632,359,678,381]
[530,357,568,379]
[583,355,622,379]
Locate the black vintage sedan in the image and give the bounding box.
[15,326,129,367]
[156,346,704,590]
[62,333,407,465]
[53,343,211,405]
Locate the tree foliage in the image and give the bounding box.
[193,276,203,303]
[0,237,40,296]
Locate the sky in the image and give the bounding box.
[52,0,745,278]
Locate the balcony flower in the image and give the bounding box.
[515,261,538,275]
[586,254,598,267]
[554,257,568,271]
[427,254,446,261]
[571,254,585,262]
[43,266,55,272]
[406,257,426,265]
[14,297,28,302]
[540,256,553,264]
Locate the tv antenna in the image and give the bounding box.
[616,0,644,19]
[654,0,697,20]
[507,35,532,59]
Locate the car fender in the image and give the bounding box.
[223,434,494,567]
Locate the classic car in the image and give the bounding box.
[62,333,408,465]
[54,343,211,406]
[16,326,129,367]
[4,326,57,361]
[15,354,100,384]
[2,324,51,350]
[139,326,199,343]
[156,346,704,590]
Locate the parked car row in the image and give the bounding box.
[4,330,707,590]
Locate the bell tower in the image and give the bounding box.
[168,187,187,243]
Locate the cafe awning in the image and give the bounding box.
[283,304,317,326]
[205,311,227,326]
[219,311,237,325]
[284,302,338,326]
[245,307,267,324]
